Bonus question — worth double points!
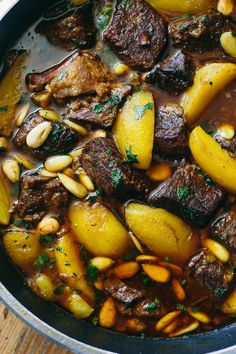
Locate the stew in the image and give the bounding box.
[1,0,236,338]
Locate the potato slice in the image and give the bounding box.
[125,203,197,263]
[146,0,216,13]
[189,126,236,193]
[181,63,236,124]
[54,234,94,301]
[69,202,131,258]
[65,292,94,319]
[113,90,155,170]
[3,229,41,269]
[0,171,10,225]
[0,51,27,137]
[221,289,236,314]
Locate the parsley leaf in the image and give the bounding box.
[34,252,55,269]
[0,105,8,112]
[177,187,189,200]
[0,147,6,155]
[53,285,66,295]
[91,316,99,326]
[93,95,122,114]
[93,103,104,114]
[147,298,160,312]
[13,219,31,230]
[39,234,56,246]
[181,279,187,286]
[215,288,227,298]
[87,264,99,284]
[176,303,188,311]
[191,306,200,313]
[85,189,102,204]
[56,70,67,82]
[80,244,91,265]
[134,102,153,120]
[124,146,138,165]
[111,169,123,188]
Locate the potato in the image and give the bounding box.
[3,229,41,269]
[189,126,236,193]
[113,90,155,170]
[54,234,94,301]
[65,292,94,319]
[221,289,236,314]
[147,0,216,13]
[0,171,10,225]
[69,202,131,258]
[29,273,55,301]
[181,63,236,124]
[0,51,27,137]
[125,203,198,263]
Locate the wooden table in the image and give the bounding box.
[0,303,72,354]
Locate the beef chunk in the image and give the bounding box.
[103,276,145,304]
[214,134,236,156]
[26,51,112,99]
[148,163,225,227]
[188,249,231,295]
[80,137,149,198]
[104,0,167,70]
[17,173,69,223]
[154,104,188,158]
[13,112,78,159]
[116,297,164,318]
[146,51,195,95]
[211,210,236,253]
[66,83,132,128]
[169,13,234,51]
[36,1,96,50]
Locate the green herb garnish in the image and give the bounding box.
[143,277,152,286]
[56,70,67,82]
[215,288,227,298]
[85,189,102,204]
[191,306,200,313]
[205,176,214,186]
[87,264,99,284]
[34,252,55,269]
[181,279,187,286]
[134,102,153,120]
[176,303,188,311]
[40,234,56,246]
[195,166,203,175]
[124,146,138,165]
[111,169,123,188]
[0,105,8,112]
[91,316,99,326]
[13,219,31,230]
[53,285,66,295]
[177,187,189,200]
[80,244,91,265]
[147,298,160,312]
[56,246,63,252]
[164,256,170,262]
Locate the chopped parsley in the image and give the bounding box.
[85,189,103,204]
[93,103,105,114]
[179,24,185,33]
[80,244,91,265]
[121,0,132,9]
[191,306,200,313]
[0,105,8,112]
[176,303,188,311]
[93,95,122,114]
[195,166,203,175]
[201,16,213,25]
[40,234,56,246]
[177,186,189,200]
[111,169,123,188]
[147,298,160,312]
[56,246,63,252]
[0,147,6,155]
[181,279,187,286]
[91,316,99,326]
[205,176,214,187]
[143,277,152,286]
[97,8,113,30]
[53,285,66,295]
[87,264,99,284]
[134,102,153,120]
[124,146,138,165]
[13,219,31,230]
[215,288,227,298]
[164,256,171,262]
[56,70,67,82]
[34,252,55,269]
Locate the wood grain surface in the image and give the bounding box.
[0,303,72,354]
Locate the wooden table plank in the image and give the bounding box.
[0,303,72,354]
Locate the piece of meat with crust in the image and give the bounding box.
[80,137,149,198]
[169,13,234,51]
[13,112,78,159]
[188,249,232,296]
[146,50,195,95]
[17,173,69,223]
[36,1,96,50]
[148,163,225,227]
[116,297,164,318]
[214,134,236,156]
[154,104,188,158]
[66,83,132,128]
[26,51,112,99]
[211,210,236,254]
[104,0,167,70]
[103,276,145,304]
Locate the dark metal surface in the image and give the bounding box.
[1,1,236,353]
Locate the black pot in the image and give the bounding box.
[0,1,236,353]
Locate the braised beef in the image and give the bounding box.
[169,13,234,51]
[17,173,69,223]
[211,210,236,253]
[104,0,167,70]
[103,276,145,304]
[13,112,78,159]
[80,137,149,198]
[148,163,225,227]
[214,135,236,155]
[36,1,96,50]
[154,104,188,158]
[66,83,132,128]
[188,249,231,296]
[146,51,195,95]
[26,50,112,99]
[116,297,164,319]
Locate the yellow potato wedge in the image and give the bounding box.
[113,90,155,170]
[54,234,94,301]
[65,292,94,319]
[3,229,41,269]
[69,202,131,258]
[221,289,236,314]
[125,203,197,263]
[181,63,236,124]
[29,273,56,301]
[0,171,10,225]
[189,126,236,193]
[0,51,27,137]
[147,0,216,14]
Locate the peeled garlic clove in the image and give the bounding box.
[2,159,20,183]
[26,121,52,148]
[220,32,236,59]
[45,155,72,173]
